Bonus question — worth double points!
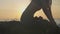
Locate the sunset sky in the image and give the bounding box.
[0,0,60,21]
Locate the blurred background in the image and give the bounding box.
[0,0,60,25]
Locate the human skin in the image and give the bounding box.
[21,0,57,27]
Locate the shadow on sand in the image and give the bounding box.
[0,16,60,34]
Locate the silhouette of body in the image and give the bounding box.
[21,0,56,27]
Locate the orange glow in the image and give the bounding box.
[0,0,60,21]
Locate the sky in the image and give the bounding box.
[0,0,60,21]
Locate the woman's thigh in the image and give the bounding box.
[30,1,42,11]
[40,0,51,8]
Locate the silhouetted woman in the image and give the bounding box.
[21,0,57,27]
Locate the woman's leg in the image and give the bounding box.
[21,1,41,24]
[40,0,57,27]
[42,6,57,27]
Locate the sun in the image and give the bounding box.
[19,0,31,13]
[17,7,27,20]
[21,7,26,13]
